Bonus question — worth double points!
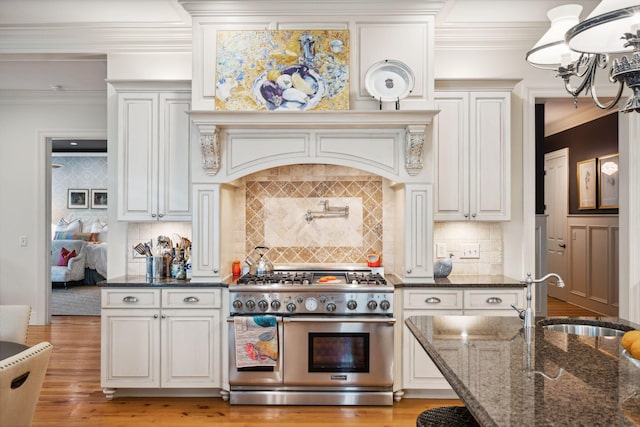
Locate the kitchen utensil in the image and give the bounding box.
[133,243,147,256]
[246,246,273,275]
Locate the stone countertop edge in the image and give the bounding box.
[404,316,499,427]
[387,274,524,288]
[98,275,228,288]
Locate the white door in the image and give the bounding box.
[544,148,569,300]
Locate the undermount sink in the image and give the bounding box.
[539,319,629,337]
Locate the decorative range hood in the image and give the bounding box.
[189,109,439,181]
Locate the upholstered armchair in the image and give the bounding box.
[51,240,86,289]
[0,341,53,427]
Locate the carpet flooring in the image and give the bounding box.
[51,285,101,316]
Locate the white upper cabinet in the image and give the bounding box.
[434,90,511,221]
[116,85,191,221]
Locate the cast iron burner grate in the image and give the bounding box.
[345,272,387,285]
[236,271,314,285]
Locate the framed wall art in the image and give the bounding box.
[215,30,350,111]
[598,153,619,209]
[91,189,108,209]
[577,158,596,210]
[68,189,89,209]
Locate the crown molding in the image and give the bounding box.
[0,25,192,54]
[179,0,446,17]
[436,22,546,50]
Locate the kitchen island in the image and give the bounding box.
[405,315,640,426]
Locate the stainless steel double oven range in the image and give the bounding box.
[227,267,395,405]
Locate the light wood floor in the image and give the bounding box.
[24,297,597,426]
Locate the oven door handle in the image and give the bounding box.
[227,317,283,324]
[283,317,396,325]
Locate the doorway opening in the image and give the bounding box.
[535,99,619,317]
[46,133,107,317]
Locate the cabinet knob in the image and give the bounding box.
[122,296,138,303]
[153,314,159,318]
[464,213,469,218]
[213,269,219,273]
[559,243,566,248]
[183,296,199,303]
[158,213,164,218]
[472,213,477,218]
[161,314,166,319]
[425,297,441,304]
[486,297,503,304]
[406,269,412,274]
[151,213,157,218]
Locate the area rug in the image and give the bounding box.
[51,285,101,316]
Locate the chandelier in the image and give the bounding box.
[526,1,640,113]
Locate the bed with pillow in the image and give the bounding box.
[53,218,108,286]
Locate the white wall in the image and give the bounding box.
[0,94,107,324]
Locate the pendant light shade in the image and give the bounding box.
[526,4,583,68]
[566,1,640,54]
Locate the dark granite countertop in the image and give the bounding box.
[405,315,640,427]
[98,275,227,288]
[388,274,524,288]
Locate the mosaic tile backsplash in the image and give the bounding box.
[243,165,383,265]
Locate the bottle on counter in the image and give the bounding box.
[232,260,241,277]
[170,247,180,278]
[185,245,192,279]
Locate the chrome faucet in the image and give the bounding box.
[512,273,565,329]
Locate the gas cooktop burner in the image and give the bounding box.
[236,271,314,285]
[345,272,387,286]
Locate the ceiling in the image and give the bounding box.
[0,0,613,131]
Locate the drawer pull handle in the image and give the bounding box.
[486,297,503,304]
[122,296,139,303]
[425,297,441,304]
[183,296,200,303]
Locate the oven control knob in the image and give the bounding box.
[258,299,269,311]
[271,300,281,310]
[326,302,337,312]
[232,300,243,309]
[296,296,304,304]
[367,300,378,310]
[245,300,256,311]
[347,300,358,310]
[380,300,391,311]
[286,302,297,312]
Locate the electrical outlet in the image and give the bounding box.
[436,243,447,258]
[19,235,27,247]
[461,243,480,259]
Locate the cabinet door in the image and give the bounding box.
[192,184,220,279]
[101,308,160,387]
[160,309,221,387]
[404,184,434,280]
[402,309,461,391]
[117,92,159,221]
[470,92,511,221]
[158,93,191,221]
[433,93,469,221]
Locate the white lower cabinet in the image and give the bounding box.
[101,288,222,399]
[401,287,521,397]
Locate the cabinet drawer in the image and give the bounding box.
[101,289,160,308]
[463,289,521,310]
[162,288,221,308]
[403,290,463,310]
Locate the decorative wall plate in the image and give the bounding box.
[364,59,415,102]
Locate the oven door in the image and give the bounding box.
[228,316,284,385]
[282,316,395,387]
